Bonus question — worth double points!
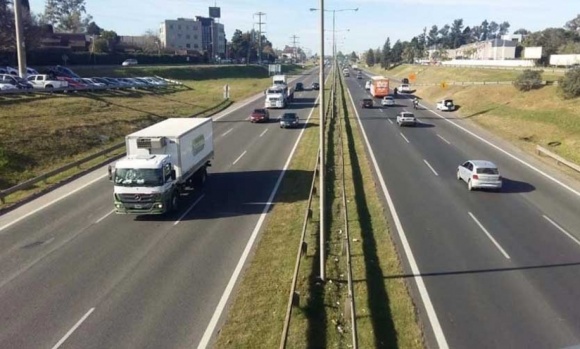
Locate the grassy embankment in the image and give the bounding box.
[0,64,305,207]
[367,64,580,167]
[214,68,423,348]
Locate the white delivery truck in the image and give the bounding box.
[109,118,213,215]
[272,74,287,86]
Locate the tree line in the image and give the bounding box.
[363,14,580,67]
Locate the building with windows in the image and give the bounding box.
[159,17,225,57]
[159,18,203,51]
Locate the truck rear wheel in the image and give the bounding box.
[194,167,207,188]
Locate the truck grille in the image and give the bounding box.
[118,193,156,203]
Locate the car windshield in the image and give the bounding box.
[253,109,266,114]
[282,114,297,120]
[444,100,454,105]
[114,168,164,187]
[476,167,499,175]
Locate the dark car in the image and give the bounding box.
[295,82,304,91]
[0,74,33,89]
[360,98,373,108]
[250,108,270,123]
[279,112,299,128]
[311,82,320,90]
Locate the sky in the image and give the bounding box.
[28,0,579,55]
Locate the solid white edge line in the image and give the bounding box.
[468,212,511,259]
[173,194,205,226]
[387,119,393,124]
[436,134,451,145]
[0,173,108,233]
[196,83,321,349]
[345,82,450,349]
[232,150,247,165]
[221,128,233,137]
[424,107,580,198]
[95,209,115,224]
[51,307,95,349]
[423,159,439,176]
[400,133,410,143]
[259,129,268,137]
[543,215,580,247]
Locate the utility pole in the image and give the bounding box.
[290,35,299,62]
[318,0,325,282]
[13,0,28,78]
[254,12,266,63]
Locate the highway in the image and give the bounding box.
[0,68,322,349]
[345,72,580,349]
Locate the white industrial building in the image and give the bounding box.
[159,17,225,57]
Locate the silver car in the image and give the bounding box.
[457,160,502,191]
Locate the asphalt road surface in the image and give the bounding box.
[0,68,324,349]
[345,71,580,349]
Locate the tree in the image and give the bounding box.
[438,24,451,48]
[559,68,580,99]
[558,42,580,54]
[523,28,578,64]
[427,25,438,48]
[488,21,500,39]
[514,28,531,35]
[391,40,404,63]
[349,51,358,62]
[141,29,161,54]
[513,69,543,91]
[402,44,415,63]
[42,0,92,33]
[450,19,464,48]
[365,48,375,66]
[564,14,580,32]
[381,38,391,68]
[100,30,118,52]
[86,21,101,35]
[480,20,489,40]
[499,21,511,36]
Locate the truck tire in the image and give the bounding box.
[194,167,207,188]
[170,191,178,212]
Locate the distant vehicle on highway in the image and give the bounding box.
[457,160,502,191]
[279,112,299,128]
[250,108,270,123]
[360,98,373,108]
[122,59,138,66]
[381,96,395,106]
[311,82,320,90]
[399,83,411,93]
[396,111,417,126]
[436,99,456,111]
[365,80,371,90]
[357,72,363,79]
[370,76,390,98]
[295,82,304,91]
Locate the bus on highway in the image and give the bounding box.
[370,76,390,98]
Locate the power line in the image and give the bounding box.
[254,12,266,63]
[290,35,300,62]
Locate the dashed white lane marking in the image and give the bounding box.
[400,133,410,143]
[437,134,451,145]
[423,160,439,176]
[51,308,95,349]
[468,212,511,259]
[543,215,580,247]
[232,150,247,165]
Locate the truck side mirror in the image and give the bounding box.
[171,170,176,180]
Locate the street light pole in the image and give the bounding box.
[13,0,27,78]
[318,0,326,282]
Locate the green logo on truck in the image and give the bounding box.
[192,135,205,155]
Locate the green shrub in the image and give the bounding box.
[559,68,580,99]
[513,69,543,91]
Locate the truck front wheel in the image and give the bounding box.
[170,192,178,212]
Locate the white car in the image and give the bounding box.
[436,99,455,111]
[381,96,395,106]
[396,112,416,126]
[365,81,371,90]
[399,83,411,93]
[122,59,138,66]
[457,160,502,191]
[0,82,18,90]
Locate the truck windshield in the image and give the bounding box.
[114,168,163,187]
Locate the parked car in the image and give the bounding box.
[311,82,320,90]
[279,112,299,128]
[457,160,502,191]
[396,111,417,126]
[436,99,456,111]
[122,59,138,66]
[295,82,304,91]
[381,96,395,106]
[250,108,270,123]
[102,77,124,87]
[58,77,87,88]
[0,82,17,90]
[81,78,106,87]
[360,98,373,108]
[27,74,68,89]
[48,65,81,79]
[0,74,33,89]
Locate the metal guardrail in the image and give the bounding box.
[536,145,580,173]
[0,98,231,204]
[440,64,568,73]
[410,80,559,87]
